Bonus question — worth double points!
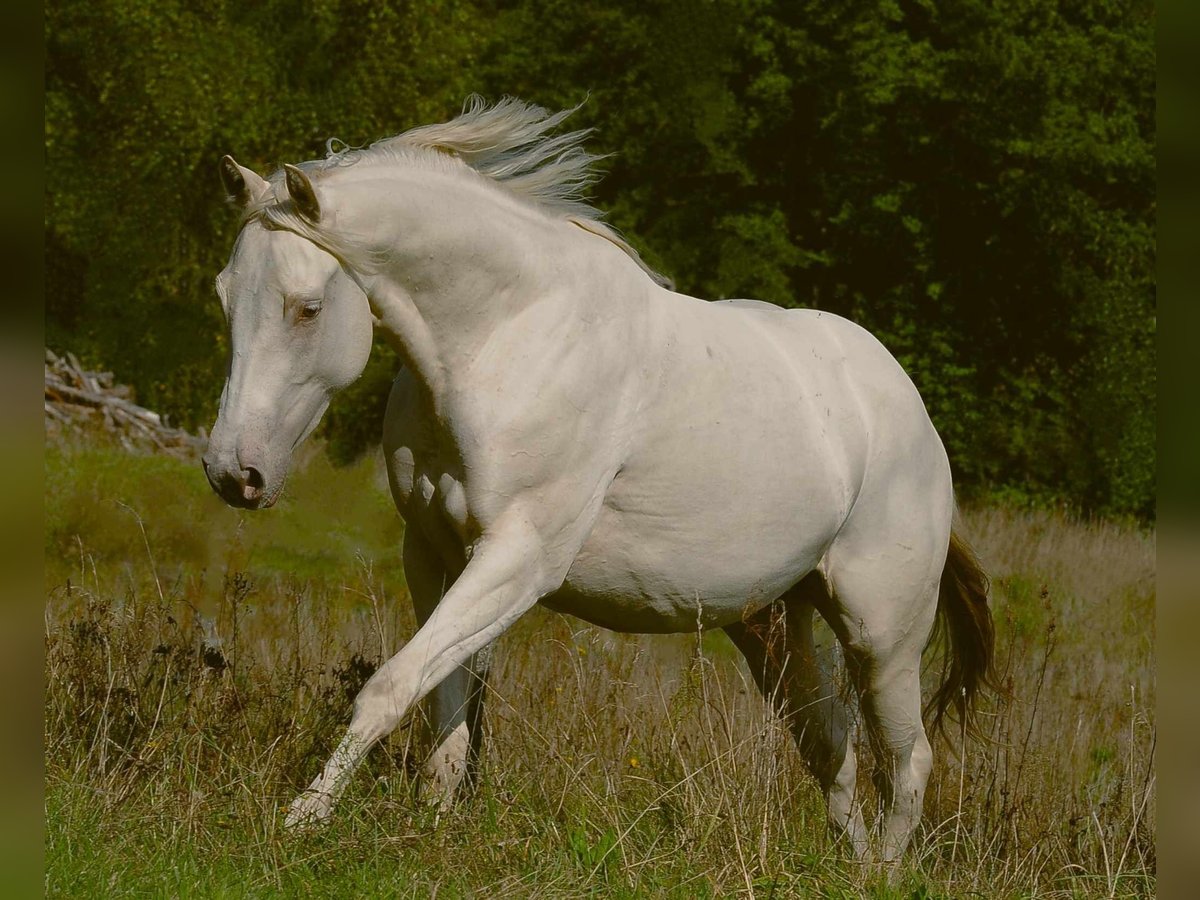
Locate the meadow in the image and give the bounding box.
[44,435,1156,898]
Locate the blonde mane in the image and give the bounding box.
[256,96,672,288]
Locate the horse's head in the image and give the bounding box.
[202,157,373,509]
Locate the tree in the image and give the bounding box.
[46,0,1155,517]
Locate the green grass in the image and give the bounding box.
[44,439,1156,897]
[45,433,406,593]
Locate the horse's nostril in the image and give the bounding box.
[242,466,265,501]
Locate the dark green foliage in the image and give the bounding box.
[45,0,1155,518]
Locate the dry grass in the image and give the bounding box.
[44,445,1155,897]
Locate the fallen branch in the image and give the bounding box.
[44,348,205,459]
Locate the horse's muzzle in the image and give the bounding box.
[202,453,273,509]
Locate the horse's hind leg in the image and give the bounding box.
[724,575,869,857]
[819,505,949,862]
[403,526,491,806]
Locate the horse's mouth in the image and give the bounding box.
[240,484,284,510]
[211,479,284,510]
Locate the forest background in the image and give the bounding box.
[44,0,1156,519]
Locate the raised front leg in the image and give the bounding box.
[285,515,552,827]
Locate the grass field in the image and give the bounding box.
[44,435,1156,897]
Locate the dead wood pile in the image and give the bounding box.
[45,349,206,457]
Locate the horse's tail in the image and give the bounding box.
[924,530,997,739]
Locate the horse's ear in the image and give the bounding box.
[283,164,321,222]
[219,155,269,209]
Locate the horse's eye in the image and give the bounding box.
[298,300,323,321]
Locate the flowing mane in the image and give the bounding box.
[387,95,609,222]
[256,96,672,287]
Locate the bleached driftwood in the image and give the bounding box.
[44,348,205,458]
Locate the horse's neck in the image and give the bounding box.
[345,173,532,344]
[351,172,650,401]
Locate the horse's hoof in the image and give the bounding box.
[283,790,334,829]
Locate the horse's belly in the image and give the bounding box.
[549,499,833,634]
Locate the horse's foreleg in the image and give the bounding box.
[418,649,492,807]
[404,526,491,807]
[284,517,548,828]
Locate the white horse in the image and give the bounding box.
[204,97,994,861]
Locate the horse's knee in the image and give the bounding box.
[345,671,408,746]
